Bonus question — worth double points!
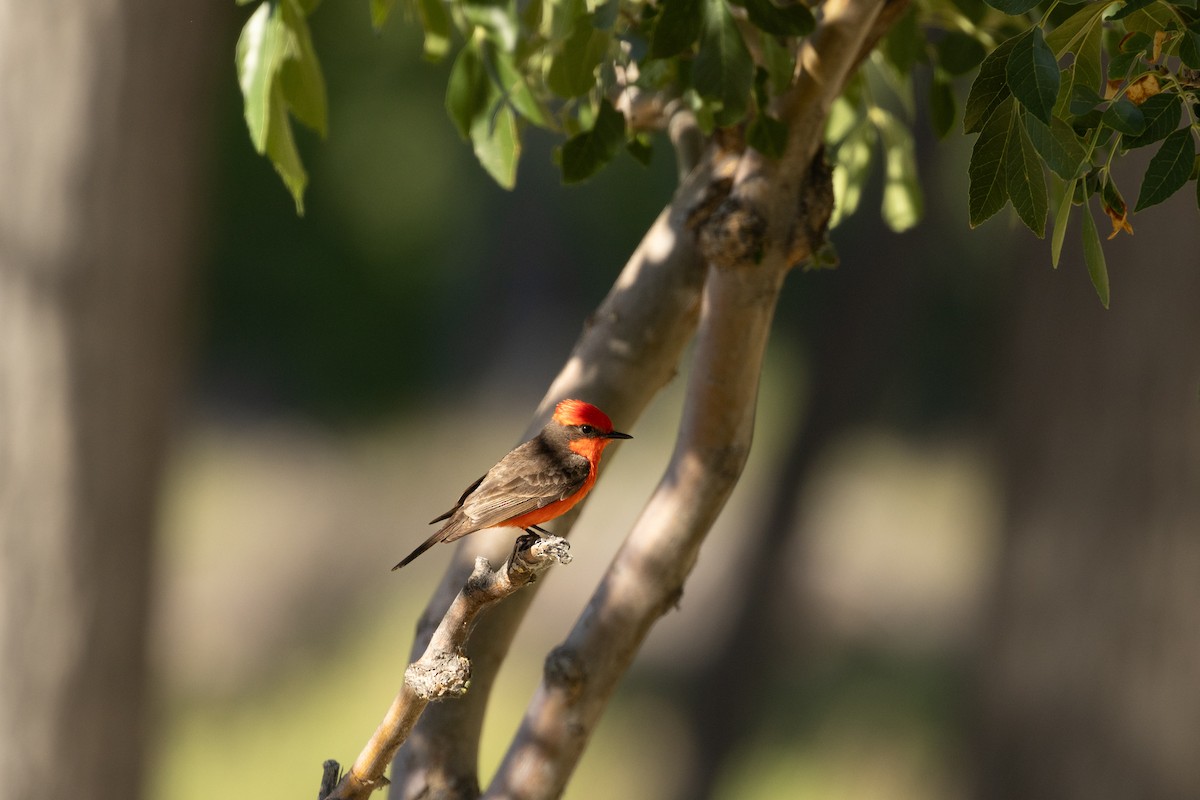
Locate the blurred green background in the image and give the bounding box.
[151,4,1086,800]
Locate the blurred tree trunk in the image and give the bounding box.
[973,195,1200,800]
[0,3,219,799]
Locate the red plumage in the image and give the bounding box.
[392,400,631,570]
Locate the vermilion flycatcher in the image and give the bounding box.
[392,399,632,570]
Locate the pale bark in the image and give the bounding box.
[0,2,219,799]
[327,538,574,800]
[483,1,899,796]
[388,108,710,799]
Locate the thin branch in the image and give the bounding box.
[323,537,573,800]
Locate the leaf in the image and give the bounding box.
[760,30,795,94]
[278,0,327,136]
[1051,178,1078,267]
[463,0,518,52]
[1109,0,1158,19]
[930,73,957,138]
[1046,1,1114,57]
[559,99,626,182]
[413,0,452,59]
[969,96,1016,226]
[830,123,876,229]
[265,82,308,213]
[876,110,924,232]
[471,102,521,188]
[236,2,287,153]
[731,0,815,37]
[693,0,754,127]
[1006,109,1048,236]
[937,31,988,76]
[235,0,322,212]
[446,40,490,139]
[1120,92,1181,148]
[1024,113,1088,178]
[964,35,1017,133]
[1134,127,1195,210]
[491,47,551,127]
[649,0,704,58]
[546,14,611,98]
[1102,96,1146,134]
[370,0,397,30]
[1080,200,1110,307]
[882,6,922,75]
[1007,27,1060,124]
[1180,28,1200,68]
[982,0,1042,15]
[748,114,789,159]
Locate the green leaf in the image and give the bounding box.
[1007,27,1060,125]
[876,110,923,232]
[1179,28,1200,68]
[491,47,551,127]
[413,0,452,59]
[370,0,397,30]
[1024,113,1087,178]
[265,82,308,213]
[649,0,704,58]
[693,0,754,126]
[930,73,957,138]
[969,96,1015,226]
[748,114,789,159]
[627,136,654,166]
[471,103,521,188]
[732,0,815,36]
[446,40,490,139]
[546,14,611,97]
[1121,92,1182,148]
[559,99,626,182]
[1046,1,1113,57]
[1102,96,1146,134]
[1106,49,1138,81]
[1080,200,1110,307]
[982,0,1042,15]
[1109,0,1158,19]
[1051,177,1078,267]
[1134,128,1195,209]
[1068,83,1103,115]
[1006,110,1048,236]
[937,31,988,75]
[830,122,876,229]
[463,0,518,52]
[760,31,795,94]
[964,35,1017,133]
[237,2,287,153]
[278,0,327,136]
[882,6,922,75]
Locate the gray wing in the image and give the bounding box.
[437,438,590,541]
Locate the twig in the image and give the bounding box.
[321,537,572,800]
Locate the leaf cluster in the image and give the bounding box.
[236,0,817,200]
[963,0,1200,306]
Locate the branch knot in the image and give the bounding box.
[405,651,472,700]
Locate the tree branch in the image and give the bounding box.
[387,106,724,799]
[323,537,573,800]
[481,1,903,796]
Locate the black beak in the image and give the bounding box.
[606,431,633,440]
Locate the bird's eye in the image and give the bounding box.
[579,425,596,435]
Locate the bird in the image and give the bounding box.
[392,399,632,570]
